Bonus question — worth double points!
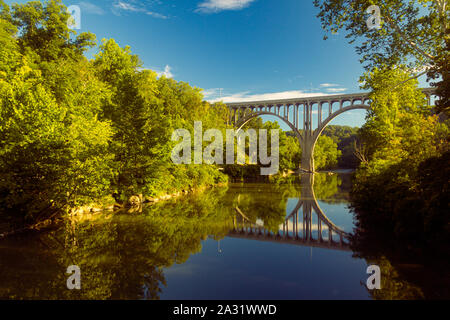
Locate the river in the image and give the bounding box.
[0,173,430,299]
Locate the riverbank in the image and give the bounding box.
[0,183,228,240]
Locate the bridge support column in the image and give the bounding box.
[300,136,315,173]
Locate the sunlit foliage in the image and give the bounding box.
[0,0,228,228]
[351,67,450,256]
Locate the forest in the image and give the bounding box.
[0,0,232,230]
[0,0,344,233]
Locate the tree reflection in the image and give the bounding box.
[0,174,350,299]
[2,173,442,300]
[362,256,424,300]
[229,182,301,233]
[0,187,235,299]
[350,188,450,300]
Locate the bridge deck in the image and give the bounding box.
[225,88,436,108]
[226,92,370,108]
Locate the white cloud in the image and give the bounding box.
[326,88,347,93]
[319,83,348,93]
[146,11,168,19]
[156,65,173,78]
[208,90,331,103]
[79,2,105,15]
[196,0,256,13]
[112,1,168,19]
[113,1,139,12]
[319,83,339,88]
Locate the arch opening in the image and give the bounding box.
[232,104,370,174]
[235,111,304,143]
[306,104,371,173]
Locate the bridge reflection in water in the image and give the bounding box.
[228,174,350,252]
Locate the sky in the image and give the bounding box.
[6,0,428,128]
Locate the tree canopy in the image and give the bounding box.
[314,0,449,114]
[0,0,229,228]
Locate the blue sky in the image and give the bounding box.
[6,0,412,128]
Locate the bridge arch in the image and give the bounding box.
[235,111,303,145]
[313,104,371,144]
[308,104,371,168]
[234,105,370,173]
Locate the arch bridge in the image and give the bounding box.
[225,88,436,172]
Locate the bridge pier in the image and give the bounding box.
[300,134,315,173]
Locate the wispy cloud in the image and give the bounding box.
[79,2,105,15]
[146,11,168,19]
[196,0,257,13]
[319,83,339,88]
[319,83,348,93]
[325,87,347,93]
[112,1,168,19]
[207,90,331,103]
[113,1,140,12]
[155,65,173,78]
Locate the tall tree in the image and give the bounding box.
[0,0,113,226]
[314,0,449,114]
[10,0,95,61]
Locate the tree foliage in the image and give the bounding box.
[314,135,342,170]
[322,125,360,168]
[350,67,450,257]
[0,0,113,227]
[314,0,449,114]
[0,0,228,228]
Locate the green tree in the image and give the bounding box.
[314,0,449,113]
[93,39,162,203]
[281,135,302,171]
[350,67,449,256]
[314,135,341,170]
[0,1,113,227]
[358,67,442,167]
[322,125,360,168]
[10,0,96,62]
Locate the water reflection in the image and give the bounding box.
[3,173,428,300]
[230,174,349,251]
[0,187,234,300]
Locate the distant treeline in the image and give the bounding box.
[322,126,360,169]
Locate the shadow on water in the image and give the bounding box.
[0,173,445,299]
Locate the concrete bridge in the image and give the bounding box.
[228,174,351,251]
[225,88,436,172]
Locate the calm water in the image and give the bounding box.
[0,173,375,299]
